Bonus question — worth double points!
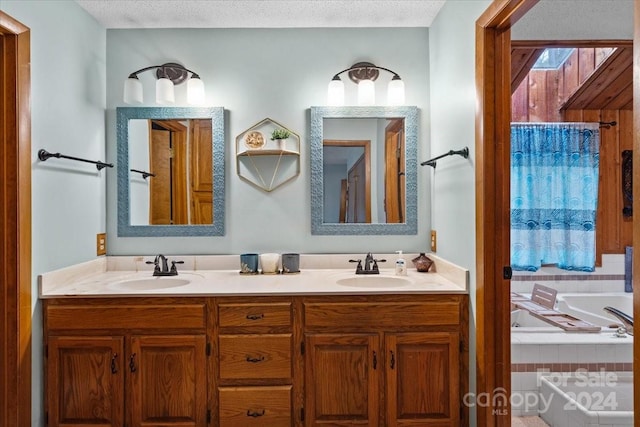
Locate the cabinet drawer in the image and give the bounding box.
[219,334,292,379]
[304,301,460,328]
[219,386,291,427]
[218,302,291,328]
[47,303,206,330]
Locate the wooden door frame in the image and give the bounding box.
[634,3,640,419]
[323,139,372,223]
[0,11,31,427]
[149,120,188,224]
[477,1,640,426]
[346,152,368,222]
[475,2,537,426]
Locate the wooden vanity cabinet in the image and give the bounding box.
[302,295,467,427]
[214,298,297,427]
[44,298,209,427]
[44,293,467,427]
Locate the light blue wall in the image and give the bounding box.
[430,1,635,425]
[105,28,432,255]
[428,2,492,425]
[4,0,634,425]
[0,1,106,425]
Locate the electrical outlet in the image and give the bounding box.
[96,233,107,256]
[430,230,437,252]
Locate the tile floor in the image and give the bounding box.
[512,416,551,427]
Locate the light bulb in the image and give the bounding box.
[387,77,405,106]
[357,80,375,106]
[155,77,175,104]
[123,77,143,104]
[187,77,205,105]
[327,78,345,106]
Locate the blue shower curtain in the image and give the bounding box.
[511,123,600,272]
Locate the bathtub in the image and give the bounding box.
[539,374,633,426]
[511,309,563,331]
[511,292,632,332]
[556,293,633,329]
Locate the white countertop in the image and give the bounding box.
[39,254,468,298]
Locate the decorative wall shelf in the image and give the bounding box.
[235,118,300,192]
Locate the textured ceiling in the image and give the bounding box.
[75,0,446,29]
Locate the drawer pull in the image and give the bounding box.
[246,409,265,418]
[246,313,264,320]
[390,350,395,369]
[373,351,377,370]
[129,353,137,373]
[111,353,118,374]
[246,355,265,363]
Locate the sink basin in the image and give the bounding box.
[336,275,411,288]
[111,277,191,290]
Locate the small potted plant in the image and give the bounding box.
[271,128,291,151]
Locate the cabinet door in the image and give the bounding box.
[129,335,207,427]
[385,332,460,426]
[305,333,380,426]
[47,336,124,427]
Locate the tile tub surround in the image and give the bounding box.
[511,330,633,417]
[510,255,631,416]
[39,253,468,297]
[539,374,633,427]
[511,254,626,294]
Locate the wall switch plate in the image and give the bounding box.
[430,230,437,252]
[96,233,107,256]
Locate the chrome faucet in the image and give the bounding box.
[349,253,386,275]
[146,255,184,276]
[603,306,633,335]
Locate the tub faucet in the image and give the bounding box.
[146,255,183,276]
[603,306,633,335]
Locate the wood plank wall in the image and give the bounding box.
[511,48,632,265]
[512,48,614,122]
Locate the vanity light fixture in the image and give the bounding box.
[123,62,205,105]
[327,62,405,107]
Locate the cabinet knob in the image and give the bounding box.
[246,409,265,418]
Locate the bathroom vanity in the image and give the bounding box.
[40,255,468,427]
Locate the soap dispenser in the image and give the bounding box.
[395,250,407,276]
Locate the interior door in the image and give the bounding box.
[189,119,213,224]
[384,119,405,223]
[148,120,188,224]
[149,123,172,224]
[347,154,368,223]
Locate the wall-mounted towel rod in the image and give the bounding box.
[130,169,155,179]
[420,147,469,168]
[38,149,113,170]
[599,121,617,129]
